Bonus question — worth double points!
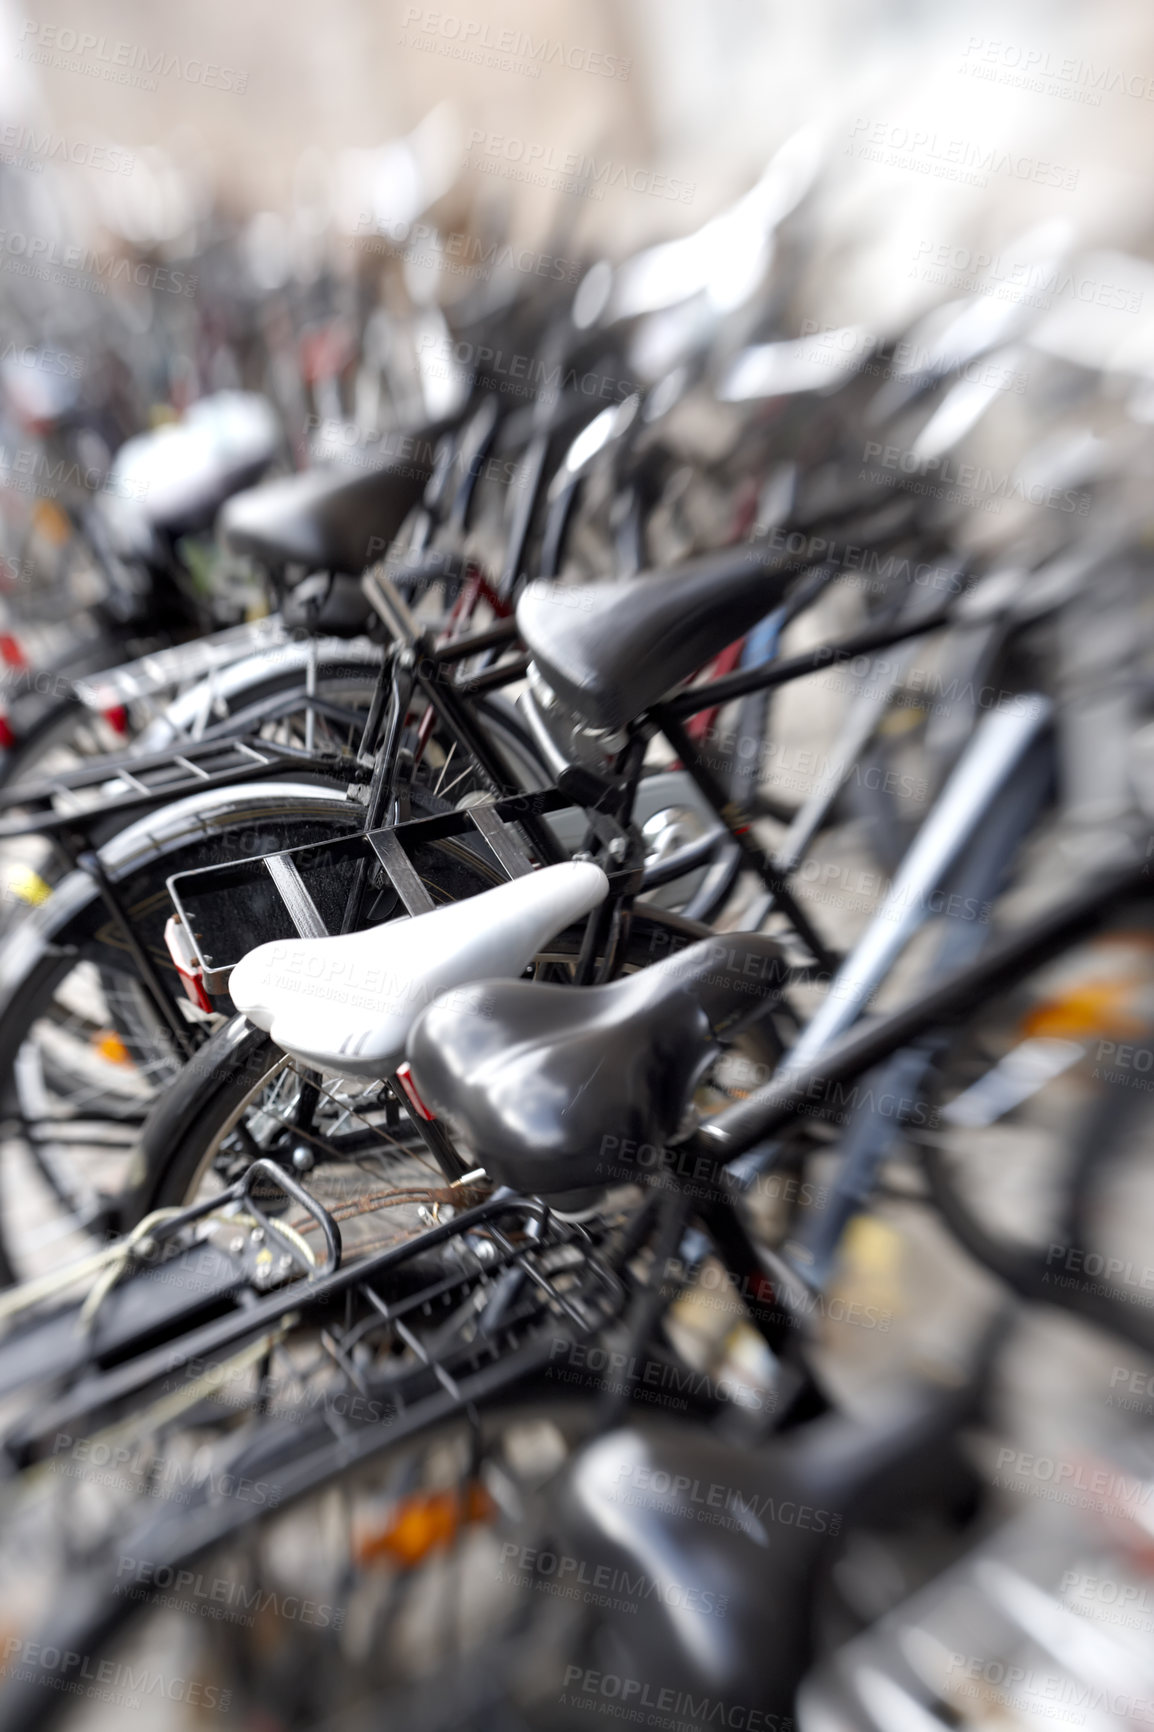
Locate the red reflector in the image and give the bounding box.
[0,714,15,750]
[103,705,129,736]
[0,636,26,669]
[163,914,213,1013]
[395,1062,435,1121]
[180,969,213,1014]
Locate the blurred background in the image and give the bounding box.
[1,0,1153,432]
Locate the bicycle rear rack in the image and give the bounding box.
[4,1192,628,1469]
[0,735,359,844]
[166,787,580,993]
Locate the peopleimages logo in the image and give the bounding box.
[945,1651,1154,1726]
[51,1432,283,1508]
[417,332,636,404]
[861,441,1091,516]
[0,231,197,298]
[351,216,581,285]
[0,126,134,176]
[465,131,696,204]
[398,8,631,80]
[559,1667,792,1730]
[908,241,1144,315]
[0,443,149,502]
[846,117,1079,191]
[497,1542,731,1619]
[1,1637,231,1713]
[613,1459,843,1537]
[795,319,1029,395]
[18,21,247,93]
[1060,1567,1154,1630]
[960,36,1154,105]
[116,1556,345,1630]
[0,341,86,378]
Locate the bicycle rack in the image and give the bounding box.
[0,735,360,844]
[3,1194,628,1468]
[166,786,582,994]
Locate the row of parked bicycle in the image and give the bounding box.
[0,138,1148,1729]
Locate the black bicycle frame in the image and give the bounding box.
[689,847,1152,1173]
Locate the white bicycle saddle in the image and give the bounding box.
[228,860,609,1080]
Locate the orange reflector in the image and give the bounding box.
[94,1032,131,1064]
[1023,980,1146,1042]
[354,1482,494,1569]
[31,500,71,547]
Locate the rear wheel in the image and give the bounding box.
[0,1389,608,1732]
[0,785,362,1284]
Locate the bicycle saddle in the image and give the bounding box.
[515,539,797,733]
[406,932,788,1193]
[222,453,432,576]
[228,861,608,1080]
[538,1372,986,1722]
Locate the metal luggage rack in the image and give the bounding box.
[5,1189,630,1470]
[307,1192,629,1438]
[167,785,586,993]
[0,734,362,844]
[249,1196,630,1507]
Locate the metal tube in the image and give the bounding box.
[693,830,1147,1168]
[782,693,1050,1072]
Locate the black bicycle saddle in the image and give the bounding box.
[222,453,433,576]
[515,539,800,733]
[534,1365,988,1724]
[406,932,788,1194]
